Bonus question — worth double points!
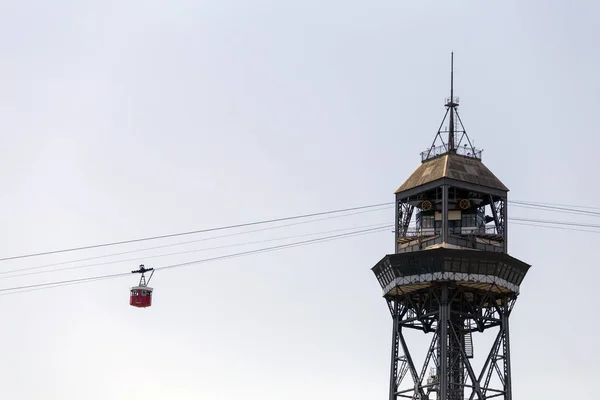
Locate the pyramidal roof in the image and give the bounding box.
[394,153,508,194]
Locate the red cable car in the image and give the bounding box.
[130,264,154,308]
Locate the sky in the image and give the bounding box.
[0,1,597,399]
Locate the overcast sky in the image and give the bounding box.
[0,1,597,399]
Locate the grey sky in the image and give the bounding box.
[0,1,597,399]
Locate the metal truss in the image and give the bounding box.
[396,201,415,239]
[386,284,516,400]
[488,196,506,236]
[487,196,507,252]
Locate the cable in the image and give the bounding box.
[0,225,392,296]
[154,226,390,272]
[510,200,600,211]
[3,200,599,279]
[0,217,587,297]
[511,221,600,234]
[0,201,394,263]
[0,222,393,280]
[0,196,598,280]
[0,198,598,265]
[0,206,392,277]
[509,201,600,217]
[3,207,600,296]
[510,203,595,218]
[511,217,600,229]
[0,272,130,294]
[10,214,596,282]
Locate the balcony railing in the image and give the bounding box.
[420,144,483,162]
[400,225,500,238]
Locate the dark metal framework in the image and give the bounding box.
[489,196,506,238]
[396,201,415,238]
[386,287,515,400]
[132,264,154,287]
[372,249,530,400]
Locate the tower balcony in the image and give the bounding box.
[372,248,531,298]
[396,225,504,254]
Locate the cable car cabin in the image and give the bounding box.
[130,286,153,308]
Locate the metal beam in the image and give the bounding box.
[442,185,449,243]
[501,197,508,253]
[389,302,400,400]
[502,299,512,400]
[439,284,449,400]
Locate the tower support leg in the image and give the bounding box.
[388,301,400,400]
[502,298,512,400]
[438,285,449,400]
[385,290,517,400]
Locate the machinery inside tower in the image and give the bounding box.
[396,184,505,253]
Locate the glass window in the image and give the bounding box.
[476,210,485,226]
[422,215,434,228]
[461,213,477,227]
[449,220,461,234]
[416,212,435,230]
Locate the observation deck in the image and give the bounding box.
[372,248,531,297]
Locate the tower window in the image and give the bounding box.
[422,216,434,228]
[449,220,461,234]
[416,211,435,230]
[462,213,477,228]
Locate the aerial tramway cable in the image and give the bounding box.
[0,205,391,277]
[1,198,596,265]
[0,221,394,280]
[4,210,598,282]
[0,225,393,296]
[0,198,599,298]
[0,198,595,265]
[0,201,394,263]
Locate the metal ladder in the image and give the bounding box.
[463,329,474,359]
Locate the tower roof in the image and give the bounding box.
[394,152,508,194]
[395,53,507,195]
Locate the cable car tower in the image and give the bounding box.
[371,54,531,400]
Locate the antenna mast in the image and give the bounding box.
[421,53,482,163]
[447,52,457,152]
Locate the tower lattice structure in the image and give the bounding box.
[371,54,531,400]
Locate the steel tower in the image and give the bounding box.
[371,54,531,400]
